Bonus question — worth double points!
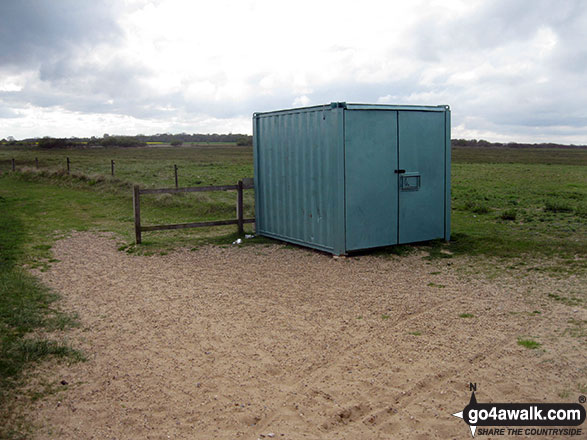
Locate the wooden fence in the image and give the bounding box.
[133,178,255,244]
[7,157,183,186]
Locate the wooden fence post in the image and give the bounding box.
[66,157,70,174]
[237,180,244,235]
[133,185,142,244]
[174,164,178,188]
[111,160,115,176]
[11,158,15,171]
[35,157,39,169]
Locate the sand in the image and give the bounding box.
[29,232,586,439]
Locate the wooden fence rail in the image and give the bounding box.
[133,179,254,244]
[7,158,188,183]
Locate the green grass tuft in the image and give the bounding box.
[575,204,587,218]
[517,338,541,349]
[544,199,573,213]
[471,204,490,214]
[500,209,517,221]
[459,313,475,318]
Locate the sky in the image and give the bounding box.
[1,0,586,143]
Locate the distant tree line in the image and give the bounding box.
[1,135,583,149]
[87,136,146,148]
[133,133,252,145]
[1,133,253,148]
[37,138,82,149]
[33,136,145,149]
[451,139,586,149]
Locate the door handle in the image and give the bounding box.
[394,169,406,174]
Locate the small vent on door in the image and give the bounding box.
[400,173,421,191]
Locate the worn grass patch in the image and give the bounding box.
[0,195,83,439]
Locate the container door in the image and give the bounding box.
[345,110,398,251]
[398,111,446,243]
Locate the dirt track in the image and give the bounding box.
[30,232,586,439]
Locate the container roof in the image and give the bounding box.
[254,102,449,117]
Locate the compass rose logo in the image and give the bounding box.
[452,391,479,437]
[452,385,586,438]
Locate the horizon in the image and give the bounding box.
[4,133,587,148]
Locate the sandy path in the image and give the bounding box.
[30,232,586,439]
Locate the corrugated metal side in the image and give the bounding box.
[254,107,342,252]
[444,107,451,241]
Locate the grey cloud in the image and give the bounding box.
[0,102,19,118]
[409,0,582,60]
[460,0,577,49]
[1,52,156,118]
[0,0,123,68]
[38,56,152,99]
[177,76,426,120]
[0,1,138,120]
[396,0,587,140]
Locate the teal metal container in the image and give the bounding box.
[253,102,451,255]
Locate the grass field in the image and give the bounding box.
[0,145,585,270]
[0,143,250,188]
[0,143,585,438]
[452,146,587,165]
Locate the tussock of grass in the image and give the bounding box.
[575,204,587,218]
[471,204,490,214]
[3,339,85,372]
[14,166,132,193]
[500,209,517,221]
[372,244,415,258]
[463,200,490,214]
[459,313,475,318]
[517,338,541,349]
[544,199,573,213]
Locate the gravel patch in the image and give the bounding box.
[29,232,586,439]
